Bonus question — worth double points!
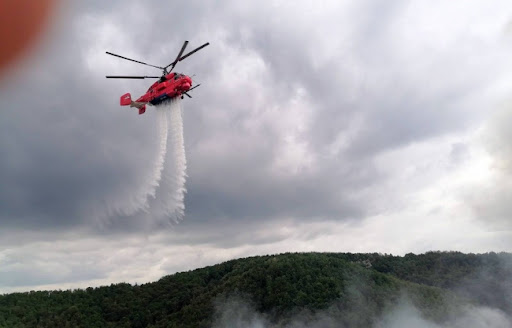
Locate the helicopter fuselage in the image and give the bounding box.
[137,72,192,105]
[119,73,193,114]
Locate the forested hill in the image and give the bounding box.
[1,251,511,327]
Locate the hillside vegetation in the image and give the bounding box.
[0,251,510,327]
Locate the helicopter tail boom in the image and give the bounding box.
[120,93,148,114]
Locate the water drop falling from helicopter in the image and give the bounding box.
[147,106,169,202]
[144,98,187,224]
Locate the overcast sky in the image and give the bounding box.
[1,0,512,293]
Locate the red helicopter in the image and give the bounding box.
[106,40,209,114]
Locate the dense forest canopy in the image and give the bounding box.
[1,251,511,327]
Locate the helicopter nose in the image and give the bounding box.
[182,82,191,90]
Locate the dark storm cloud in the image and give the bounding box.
[0,0,363,232]
[177,1,506,225]
[182,138,384,224]
[1,0,509,238]
[215,1,503,160]
[0,4,161,229]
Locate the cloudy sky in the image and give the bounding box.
[1,0,512,293]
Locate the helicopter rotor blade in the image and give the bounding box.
[188,84,201,91]
[164,40,189,72]
[105,52,163,70]
[179,42,210,62]
[106,75,161,79]
[183,92,192,98]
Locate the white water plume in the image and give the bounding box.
[144,98,188,224]
[99,97,187,225]
[98,105,170,220]
[148,107,170,201]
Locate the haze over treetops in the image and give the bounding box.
[1,251,511,327]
